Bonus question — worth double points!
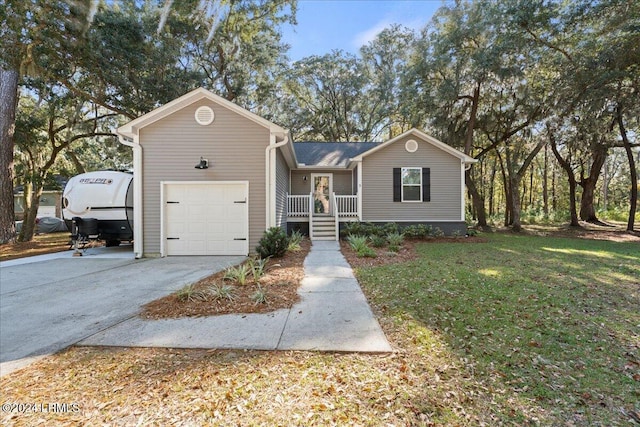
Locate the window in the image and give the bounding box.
[393,167,431,203]
[402,167,422,201]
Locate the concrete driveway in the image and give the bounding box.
[0,245,245,376]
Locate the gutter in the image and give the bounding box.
[118,135,143,259]
[265,132,290,228]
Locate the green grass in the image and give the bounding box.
[356,233,640,425]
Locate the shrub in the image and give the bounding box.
[369,235,387,248]
[347,234,368,251]
[343,222,382,237]
[208,283,237,302]
[175,284,209,302]
[387,232,404,247]
[404,224,432,239]
[256,227,289,258]
[388,244,400,253]
[467,227,479,237]
[224,264,251,285]
[287,230,304,252]
[347,234,377,258]
[433,227,445,237]
[382,222,399,235]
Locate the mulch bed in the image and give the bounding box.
[141,239,311,319]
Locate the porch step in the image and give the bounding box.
[311,216,337,240]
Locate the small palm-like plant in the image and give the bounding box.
[224,264,251,285]
[175,284,209,302]
[251,285,268,305]
[208,283,237,302]
[287,230,305,251]
[387,232,404,247]
[246,256,269,282]
[347,234,376,258]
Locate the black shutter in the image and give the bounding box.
[393,168,401,202]
[422,168,431,202]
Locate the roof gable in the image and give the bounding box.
[351,128,477,163]
[117,87,286,139]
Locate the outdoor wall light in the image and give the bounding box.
[303,175,307,181]
[195,157,209,169]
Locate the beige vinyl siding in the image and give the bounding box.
[274,148,289,229]
[361,135,462,222]
[140,99,269,255]
[290,170,353,195]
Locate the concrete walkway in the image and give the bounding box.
[80,241,393,353]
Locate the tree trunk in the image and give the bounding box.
[18,183,43,242]
[579,144,607,223]
[549,130,580,227]
[510,175,523,232]
[0,67,19,244]
[463,82,488,228]
[465,171,488,228]
[543,143,549,215]
[616,108,637,232]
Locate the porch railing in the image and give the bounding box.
[334,195,358,217]
[287,194,310,216]
[287,193,359,218]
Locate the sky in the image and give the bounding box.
[281,0,447,61]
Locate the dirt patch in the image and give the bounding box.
[141,239,310,319]
[340,236,487,268]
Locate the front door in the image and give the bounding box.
[311,173,332,215]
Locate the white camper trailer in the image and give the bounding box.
[62,171,133,246]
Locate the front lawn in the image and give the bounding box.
[355,233,640,425]
[1,232,638,425]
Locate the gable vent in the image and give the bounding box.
[405,139,418,153]
[195,106,215,125]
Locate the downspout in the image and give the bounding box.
[265,131,290,228]
[118,135,143,259]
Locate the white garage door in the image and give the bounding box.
[163,182,248,256]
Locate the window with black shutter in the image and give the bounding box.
[393,167,431,202]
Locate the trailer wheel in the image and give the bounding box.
[105,240,121,247]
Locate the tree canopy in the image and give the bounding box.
[1,0,638,243]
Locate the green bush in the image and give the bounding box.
[404,224,432,239]
[433,227,445,237]
[256,227,289,259]
[347,234,377,258]
[369,235,387,248]
[382,222,399,235]
[387,232,404,247]
[287,230,304,252]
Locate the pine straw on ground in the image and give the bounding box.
[0,232,74,261]
[0,314,536,426]
[141,239,311,319]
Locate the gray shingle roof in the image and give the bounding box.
[293,142,381,167]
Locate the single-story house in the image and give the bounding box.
[117,87,476,258]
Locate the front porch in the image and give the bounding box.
[287,193,359,241]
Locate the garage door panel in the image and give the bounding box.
[164,182,248,256]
